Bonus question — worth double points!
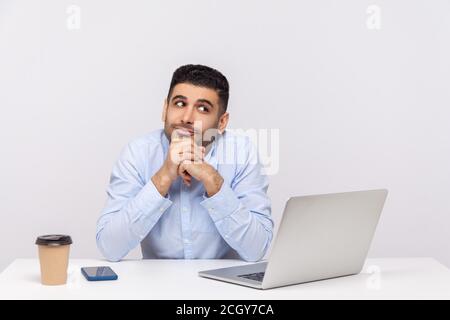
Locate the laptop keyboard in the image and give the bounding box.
[238,272,265,282]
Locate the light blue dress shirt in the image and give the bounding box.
[96,129,273,262]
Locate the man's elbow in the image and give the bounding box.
[103,252,123,263]
[240,248,268,263]
[241,232,273,262]
[96,233,124,263]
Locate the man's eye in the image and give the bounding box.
[175,101,185,107]
[198,105,209,112]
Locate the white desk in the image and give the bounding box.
[0,258,449,299]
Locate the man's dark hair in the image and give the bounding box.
[167,64,229,114]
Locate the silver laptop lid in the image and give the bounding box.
[262,189,388,289]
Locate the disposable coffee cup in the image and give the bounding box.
[35,235,72,285]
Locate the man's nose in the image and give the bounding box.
[181,105,195,124]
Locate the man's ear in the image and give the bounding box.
[218,112,229,134]
[162,99,168,122]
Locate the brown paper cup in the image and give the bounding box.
[35,235,72,286]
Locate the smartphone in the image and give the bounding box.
[81,266,118,281]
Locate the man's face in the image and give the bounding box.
[163,83,228,147]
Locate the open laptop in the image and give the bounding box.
[198,189,388,289]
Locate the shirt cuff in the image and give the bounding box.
[200,183,240,222]
[133,178,173,218]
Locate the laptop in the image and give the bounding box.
[198,189,388,289]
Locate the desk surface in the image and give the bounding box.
[0,258,449,299]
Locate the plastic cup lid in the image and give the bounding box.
[35,234,73,246]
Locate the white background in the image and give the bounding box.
[0,0,449,272]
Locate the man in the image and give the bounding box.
[96,64,273,262]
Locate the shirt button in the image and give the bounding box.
[159,207,164,212]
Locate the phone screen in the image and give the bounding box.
[81,266,118,280]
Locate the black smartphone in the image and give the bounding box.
[81,266,118,281]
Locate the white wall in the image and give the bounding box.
[1,0,449,272]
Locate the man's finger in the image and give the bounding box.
[172,142,203,158]
[178,162,192,186]
[181,151,203,163]
[171,136,204,151]
[173,148,205,164]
